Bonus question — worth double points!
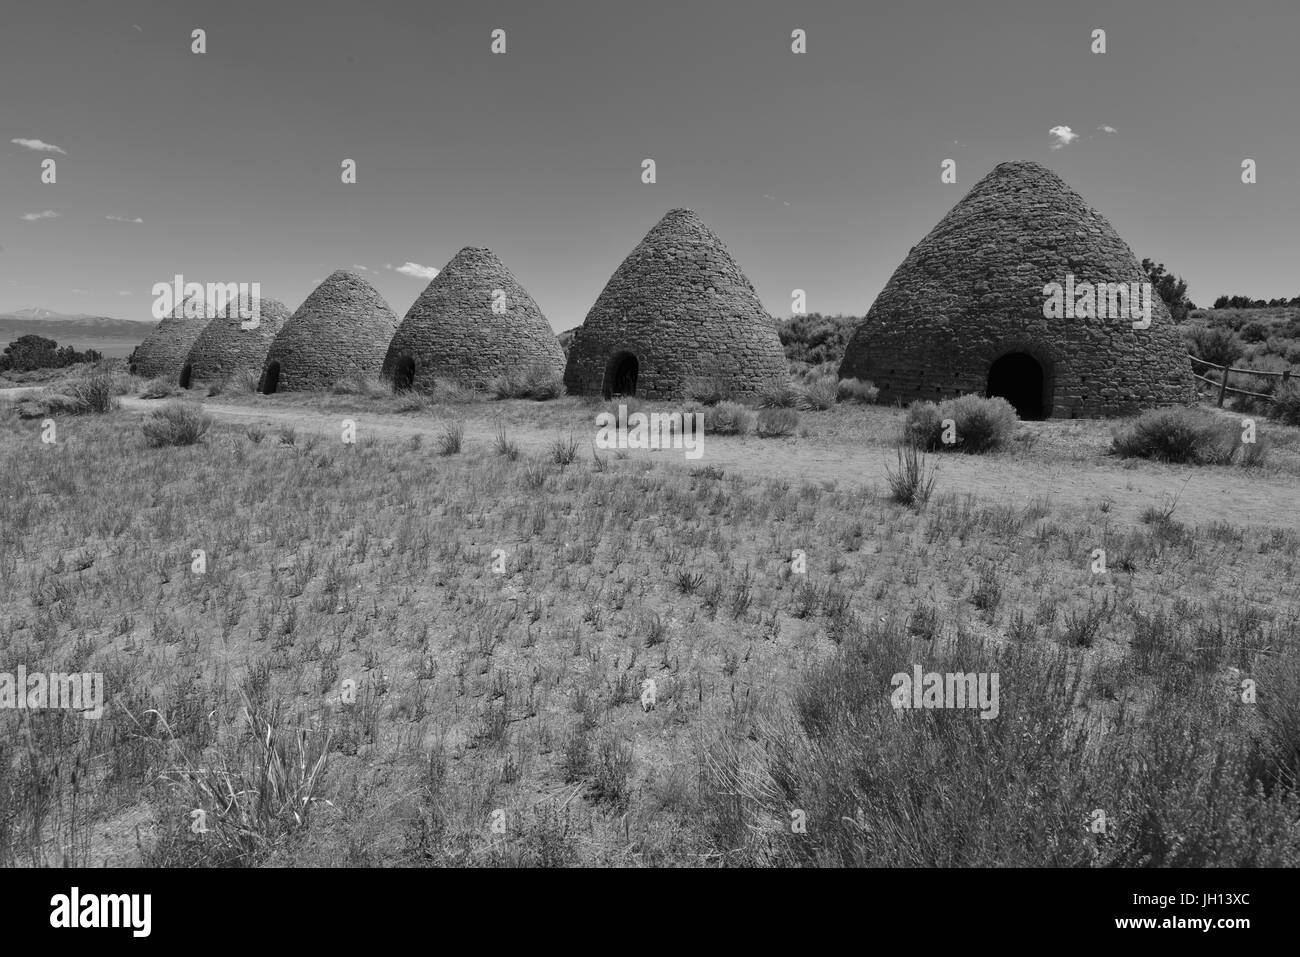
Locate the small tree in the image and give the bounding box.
[3,334,60,371]
[2,335,103,372]
[1142,259,1194,323]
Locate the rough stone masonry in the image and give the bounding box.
[564,208,789,402]
[183,296,290,387]
[260,269,398,393]
[838,161,1191,418]
[381,246,564,391]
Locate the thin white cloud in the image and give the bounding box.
[116,290,132,296]
[21,210,60,221]
[106,215,144,224]
[389,262,439,280]
[11,138,66,154]
[132,24,143,32]
[1098,124,1118,134]
[1048,125,1078,150]
[350,263,372,272]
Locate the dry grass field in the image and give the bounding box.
[3,381,1300,867]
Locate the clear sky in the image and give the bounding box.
[2,0,1296,328]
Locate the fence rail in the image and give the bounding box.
[1186,354,1293,407]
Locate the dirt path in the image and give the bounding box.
[96,395,1299,532]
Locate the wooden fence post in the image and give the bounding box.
[1217,364,1230,408]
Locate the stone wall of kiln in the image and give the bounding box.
[382,247,564,390]
[185,299,290,384]
[262,270,398,392]
[564,209,788,401]
[839,162,1192,418]
[130,315,209,381]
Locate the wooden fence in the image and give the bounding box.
[1187,354,1293,407]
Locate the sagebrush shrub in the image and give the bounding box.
[14,392,78,419]
[525,370,566,401]
[798,379,838,411]
[1239,438,1269,468]
[224,370,260,394]
[142,402,211,447]
[903,395,1017,453]
[683,376,730,406]
[1239,320,1271,344]
[759,382,802,408]
[1272,383,1300,426]
[1186,325,1242,368]
[110,371,138,396]
[945,394,1018,452]
[726,619,1300,866]
[902,401,944,449]
[395,391,428,413]
[755,407,799,437]
[489,368,565,401]
[837,378,879,404]
[429,379,481,403]
[67,372,118,414]
[486,374,515,399]
[1111,407,1238,464]
[139,377,181,400]
[704,401,754,435]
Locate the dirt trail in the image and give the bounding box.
[94,395,1299,532]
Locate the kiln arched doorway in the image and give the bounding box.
[987,352,1047,420]
[392,355,416,392]
[603,351,639,399]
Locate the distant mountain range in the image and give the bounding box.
[0,307,152,323]
[0,308,155,358]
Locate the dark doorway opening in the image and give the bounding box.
[393,355,416,392]
[603,351,638,399]
[987,352,1046,420]
[260,361,281,395]
[179,364,193,389]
